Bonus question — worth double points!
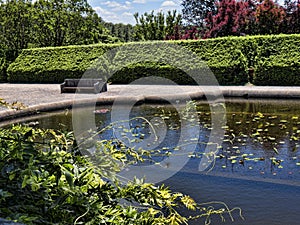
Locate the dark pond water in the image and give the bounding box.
[4,99,300,225]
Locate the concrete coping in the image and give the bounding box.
[2,84,300,122]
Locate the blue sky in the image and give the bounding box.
[88,0,182,25]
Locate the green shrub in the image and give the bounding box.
[7,40,249,85]
[254,54,300,85]
[6,34,300,86]
[252,34,300,85]
[0,124,240,224]
[7,44,118,83]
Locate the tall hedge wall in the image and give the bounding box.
[252,34,300,85]
[7,34,300,85]
[7,44,117,83]
[7,40,248,85]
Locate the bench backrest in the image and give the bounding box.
[64,79,103,87]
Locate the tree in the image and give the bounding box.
[133,10,182,41]
[255,0,285,34]
[205,0,256,38]
[31,0,113,47]
[0,0,32,51]
[181,0,216,28]
[282,0,300,33]
[104,22,134,42]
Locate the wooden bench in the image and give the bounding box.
[60,79,107,94]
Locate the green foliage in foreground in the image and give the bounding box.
[0,125,240,224]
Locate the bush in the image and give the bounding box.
[0,124,241,224]
[253,34,300,85]
[254,54,300,85]
[7,40,249,85]
[6,34,300,86]
[7,44,118,83]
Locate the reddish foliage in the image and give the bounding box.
[181,0,300,39]
[204,0,256,38]
[282,0,300,33]
[255,0,286,34]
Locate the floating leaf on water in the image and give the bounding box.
[291,136,299,141]
[280,124,287,129]
[252,132,260,137]
[268,136,276,141]
[228,156,238,160]
[268,116,277,119]
[256,112,264,118]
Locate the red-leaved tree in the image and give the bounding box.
[204,0,256,38]
[255,0,286,34]
[282,0,300,33]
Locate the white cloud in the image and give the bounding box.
[132,0,146,3]
[161,0,177,8]
[101,1,131,11]
[122,12,133,17]
[94,6,115,16]
[94,6,135,24]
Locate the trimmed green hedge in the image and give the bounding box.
[7,44,117,83]
[8,34,300,85]
[252,34,300,85]
[7,40,249,85]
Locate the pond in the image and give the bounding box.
[4,99,300,225]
